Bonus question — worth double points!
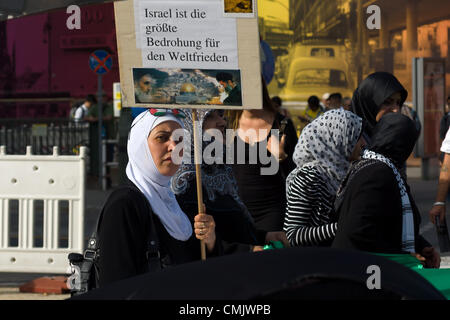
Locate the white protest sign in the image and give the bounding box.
[136,1,238,69]
[115,0,261,109]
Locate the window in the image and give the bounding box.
[293,69,347,87]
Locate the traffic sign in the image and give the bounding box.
[89,50,112,75]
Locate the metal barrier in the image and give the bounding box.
[102,139,119,191]
[0,118,89,156]
[0,145,85,273]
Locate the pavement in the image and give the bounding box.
[1,162,450,300]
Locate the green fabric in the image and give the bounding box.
[263,241,285,250]
[375,253,450,300]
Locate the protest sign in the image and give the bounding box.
[114,0,262,110]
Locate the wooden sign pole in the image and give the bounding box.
[192,109,206,260]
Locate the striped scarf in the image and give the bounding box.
[362,149,415,253]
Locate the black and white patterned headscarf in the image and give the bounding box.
[289,108,363,194]
[361,149,415,253]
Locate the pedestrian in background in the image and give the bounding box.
[73,94,96,122]
[351,72,407,144]
[327,92,343,109]
[429,126,450,226]
[438,96,450,163]
[351,72,409,178]
[297,95,325,135]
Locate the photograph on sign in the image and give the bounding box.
[223,0,256,18]
[133,68,242,106]
[114,0,261,110]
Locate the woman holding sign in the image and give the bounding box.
[95,109,221,288]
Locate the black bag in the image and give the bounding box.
[67,185,162,296]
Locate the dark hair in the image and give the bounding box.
[133,69,154,83]
[307,95,320,107]
[329,92,342,102]
[262,76,277,113]
[216,72,233,82]
[271,96,282,107]
[85,94,97,104]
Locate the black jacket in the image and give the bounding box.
[97,180,221,287]
[332,114,430,254]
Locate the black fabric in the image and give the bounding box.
[176,184,265,255]
[333,114,431,254]
[71,247,445,300]
[370,113,419,167]
[230,113,297,232]
[97,180,221,288]
[332,160,427,253]
[223,84,242,106]
[440,112,450,140]
[351,72,408,139]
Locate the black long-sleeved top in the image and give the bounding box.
[231,113,298,232]
[332,160,431,254]
[97,181,221,288]
[176,183,267,254]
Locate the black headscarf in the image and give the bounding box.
[369,113,419,167]
[352,72,408,138]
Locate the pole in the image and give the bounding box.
[97,74,103,189]
[192,109,206,260]
[356,0,363,85]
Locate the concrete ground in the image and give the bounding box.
[1,163,450,300]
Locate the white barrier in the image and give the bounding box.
[0,145,85,273]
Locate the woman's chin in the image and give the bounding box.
[158,163,180,177]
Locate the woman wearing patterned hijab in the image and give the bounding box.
[284,108,364,247]
[96,109,220,288]
[332,113,440,268]
[171,109,289,254]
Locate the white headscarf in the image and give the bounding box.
[126,110,193,241]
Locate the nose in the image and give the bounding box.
[168,139,176,151]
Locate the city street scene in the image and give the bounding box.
[0,0,450,307]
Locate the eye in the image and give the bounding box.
[155,135,169,142]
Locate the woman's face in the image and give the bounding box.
[147,121,182,176]
[203,110,226,137]
[349,136,366,161]
[376,91,402,122]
